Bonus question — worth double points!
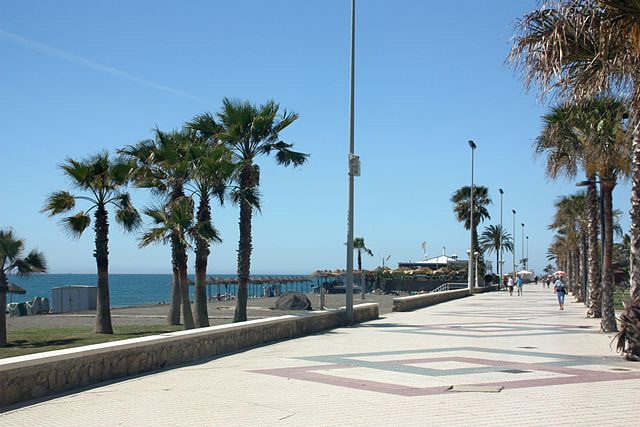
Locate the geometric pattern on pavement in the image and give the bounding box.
[251,347,640,397]
[365,321,596,339]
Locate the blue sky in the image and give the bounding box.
[0,1,632,275]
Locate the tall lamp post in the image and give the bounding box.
[499,188,504,285]
[474,251,480,288]
[526,235,529,270]
[345,0,357,325]
[468,140,477,293]
[521,223,525,272]
[512,209,516,280]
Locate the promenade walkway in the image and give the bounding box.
[2,286,639,426]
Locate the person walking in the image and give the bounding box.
[554,273,567,310]
[516,274,524,296]
[507,276,514,296]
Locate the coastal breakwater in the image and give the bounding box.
[0,303,379,408]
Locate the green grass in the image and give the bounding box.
[614,291,629,311]
[0,324,183,359]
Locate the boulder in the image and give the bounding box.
[275,292,312,311]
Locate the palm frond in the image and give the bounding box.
[143,205,169,225]
[191,221,222,244]
[42,191,77,216]
[61,212,91,239]
[60,158,91,189]
[0,228,24,261]
[229,186,262,212]
[139,227,171,248]
[15,249,47,275]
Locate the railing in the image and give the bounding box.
[430,282,467,293]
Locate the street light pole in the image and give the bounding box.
[512,209,516,280]
[468,140,476,293]
[526,235,529,270]
[521,223,525,272]
[345,0,356,325]
[474,251,480,287]
[499,188,504,285]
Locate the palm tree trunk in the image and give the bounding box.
[166,266,181,325]
[166,186,184,326]
[0,271,8,347]
[175,240,194,330]
[234,165,253,323]
[630,124,640,301]
[94,205,113,334]
[587,179,602,317]
[601,179,618,332]
[574,247,583,302]
[194,193,211,328]
[567,251,574,294]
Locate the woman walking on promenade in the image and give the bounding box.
[507,276,514,296]
[554,273,567,310]
[516,274,524,296]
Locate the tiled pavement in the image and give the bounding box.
[2,286,640,426]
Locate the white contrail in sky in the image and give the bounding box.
[0,29,212,105]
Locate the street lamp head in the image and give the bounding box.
[468,140,476,149]
[499,188,503,194]
[466,249,471,255]
[512,209,516,214]
[473,251,479,257]
[521,223,525,227]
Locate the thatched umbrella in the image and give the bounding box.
[7,282,26,295]
[7,282,26,304]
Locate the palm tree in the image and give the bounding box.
[188,98,309,322]
[479,225,514,279]
[451,185,491,252]
[451,185,491,283]
[353,237,373,294]
[535,98,631,324]
[510,0,640,309]
[120,129,192,326]
[0,229,47,347]
[139,196,196,329]
[543,264,555,276]
[550,193,587,300]
[43,152,140,334]
[186,135,234,327]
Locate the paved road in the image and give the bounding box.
[2,286,639,426]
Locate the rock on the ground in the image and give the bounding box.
[275,292,312,310]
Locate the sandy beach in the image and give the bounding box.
[7,293,399,330]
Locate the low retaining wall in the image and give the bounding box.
[473,284,500,294]
[0,303,378,408]
[392,289,471,312]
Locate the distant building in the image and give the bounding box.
[398,255,466,270]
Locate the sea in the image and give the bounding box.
[7,274,315,308]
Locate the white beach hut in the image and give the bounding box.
[52,285,97,313]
